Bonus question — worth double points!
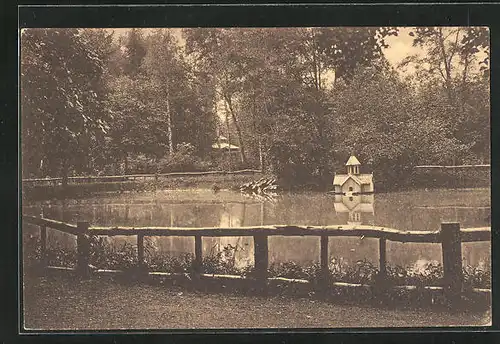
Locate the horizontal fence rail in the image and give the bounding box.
[23,215,490,243]
[23,215,78,235]
[22,169,263,185]
[23,215,491,304]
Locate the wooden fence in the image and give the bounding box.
[22,169,263,187]
[23,215,491,302]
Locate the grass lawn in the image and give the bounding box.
[22,274,491,330]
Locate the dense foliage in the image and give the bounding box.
[21,27,490,190]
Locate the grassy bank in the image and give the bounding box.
[22,173,264,201]
[22,273,491,330]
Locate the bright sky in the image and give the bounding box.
[383,27,423,70]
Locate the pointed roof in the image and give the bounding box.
[333,173,372,186]
[346,155,361,166]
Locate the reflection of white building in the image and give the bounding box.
[333,155,374,195]
[334,194,374,225]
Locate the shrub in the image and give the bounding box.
[386,261,443,287]
[463,264,491,289]
[202,243,245,275]
[158,143,200,173]
[147,253,194,273]
[128,154,157,174]
[88,236,138,270]
[329,258,380,284]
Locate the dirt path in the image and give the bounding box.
[22,275,491,330]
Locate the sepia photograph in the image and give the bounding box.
[20,26,491,330]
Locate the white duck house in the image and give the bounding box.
[332,155,374,195]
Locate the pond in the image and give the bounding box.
[22,188,491,271]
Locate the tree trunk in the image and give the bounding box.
[312,42,322,91]
[224,100,232,172]
[259,139,264,172]
[251,91,264,172]
[124,153,128,175]
[224,93,248,165]
[166,81,174,156]
[61,158,69,189]
[437,28,455,104]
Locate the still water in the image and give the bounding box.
[22,188,491,270]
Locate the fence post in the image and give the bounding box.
[379,238,387,277]
[441,222,463,304]
[40,225,47,268]
[76,222,91,277]
[320,235,330,287]
[194,235,203,277]
[254,234,268,292]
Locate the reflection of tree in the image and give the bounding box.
[215,203,254,268]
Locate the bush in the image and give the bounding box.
[147,253,194,273]
[330,258,380,284]
[202,244,245,275]
[88,236,138,271]
[127,143,215,174]
[128,154,157,174]
[463,264,491,289]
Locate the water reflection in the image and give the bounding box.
[333,194,374,225]
[23,189,491,269]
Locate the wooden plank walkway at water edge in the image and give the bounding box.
[23,215,491,304]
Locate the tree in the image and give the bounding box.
[142,30,180,156]
[143,29,217,158]
[122,28,147,77]
[104,29,217,173]
[312,27,399,86]
[78,29,117,173]
[460,27,490,77]
[21,29,111,183]
[401,27,490,164]
[184,28,253,165]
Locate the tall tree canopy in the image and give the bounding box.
[21,28,111,181]
[21,27,489,190]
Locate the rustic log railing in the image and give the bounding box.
[22,169,263,186]
[23,215,491,302]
